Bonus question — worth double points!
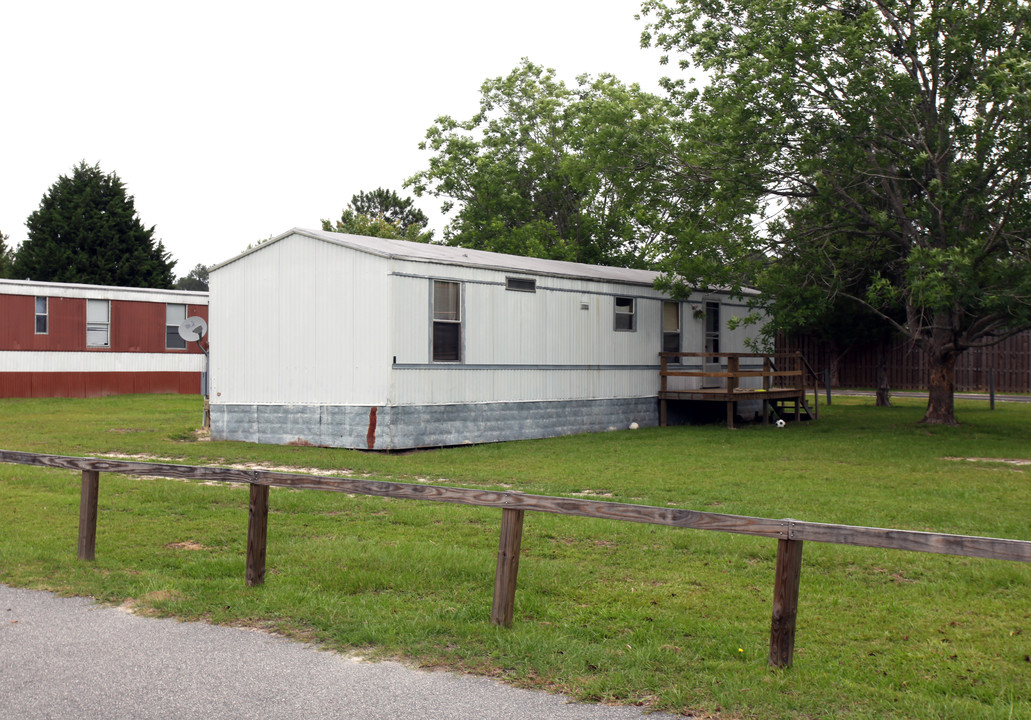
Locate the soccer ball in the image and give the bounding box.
[775,419,787,428]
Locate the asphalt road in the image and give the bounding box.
[1,584,679,720]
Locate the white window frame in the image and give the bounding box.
[432,280,462,363]
[86,299,110,348]
[166,303,187,350]
[614,296,636,332]
[662,301,680,361]
[35,297,48,335]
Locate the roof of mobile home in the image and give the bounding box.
[213,228,754,292]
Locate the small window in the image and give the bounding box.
[35,297,48,334]
[86,299,110,348]
[662,301,680,360]
[505,277,536,293]
[614,296,636,332]
[166,304,187,349]
[432,280,461,362]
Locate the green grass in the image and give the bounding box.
[0,394,1029,719]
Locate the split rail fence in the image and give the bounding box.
[2,449,1029,668]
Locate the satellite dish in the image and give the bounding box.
[178,316,208,343]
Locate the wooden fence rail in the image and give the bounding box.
[2,448,1029,668]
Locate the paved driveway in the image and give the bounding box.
[1,584,679,720]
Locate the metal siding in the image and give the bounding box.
[0,351,206,373]
[209,233,391,406]
[0,371,201,398]
[0,278,208,305]
[391,275,431,365]
[391,367,658,405]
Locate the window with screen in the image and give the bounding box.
[166,304,187,349]
[663,301,680,361]
[35,297,48,334]
[432,280,461,362]
[86,300,110,348]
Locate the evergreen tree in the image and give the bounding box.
[347,188,431,236]
[14,162,176,288]
[0,230,13,278]
[322,188,433,243]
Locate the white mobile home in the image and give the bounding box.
[208,228,759,449]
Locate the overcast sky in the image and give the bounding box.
[2,1,678,278]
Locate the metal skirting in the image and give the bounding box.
[209,397,659,450]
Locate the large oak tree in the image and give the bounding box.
[643,0,1031,424]
[407,59,681,268]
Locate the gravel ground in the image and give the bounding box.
[1,584,681,720]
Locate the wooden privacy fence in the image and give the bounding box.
[2,449,1030,668]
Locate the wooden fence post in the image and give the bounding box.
[491,508,525,627]
[77,470,100,561]
[246,483,270,587]
[769,537,804,668]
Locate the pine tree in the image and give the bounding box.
[14,162,175,288]
[0,230,13,278]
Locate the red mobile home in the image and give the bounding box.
[0,278,208,398]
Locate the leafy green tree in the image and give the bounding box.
[322,188,433,243]
[0,230,13,278]
[321,213,432,243]
[407,59,680,268]
[14,162,175,288]
[174,263,210,291]
[643,0,1031,424]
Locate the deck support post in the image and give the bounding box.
[762,358,771,425]
[726,356,740,429]
[769,537,804,668]
[491,508,525,627]
[246,483,270,586]
[77,470,100,561]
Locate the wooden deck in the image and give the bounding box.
[659,352,818,429]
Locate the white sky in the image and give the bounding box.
[1,0,674,278]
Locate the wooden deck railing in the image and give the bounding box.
[2,449,1029,668]
[659,352,821,427]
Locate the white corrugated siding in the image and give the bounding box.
[210,234,392,405]
[390,367,658,405]
[0,278,207,305]
[0,351,206,372]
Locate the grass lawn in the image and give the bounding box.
[0,394,1028,719]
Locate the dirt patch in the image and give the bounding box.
[92,452,358,481]
[165,541,207,551]
[118,589,182,615]
[945,456,1031,467]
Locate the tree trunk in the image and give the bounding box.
[921,350,959,425]
[875,347,892,407]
